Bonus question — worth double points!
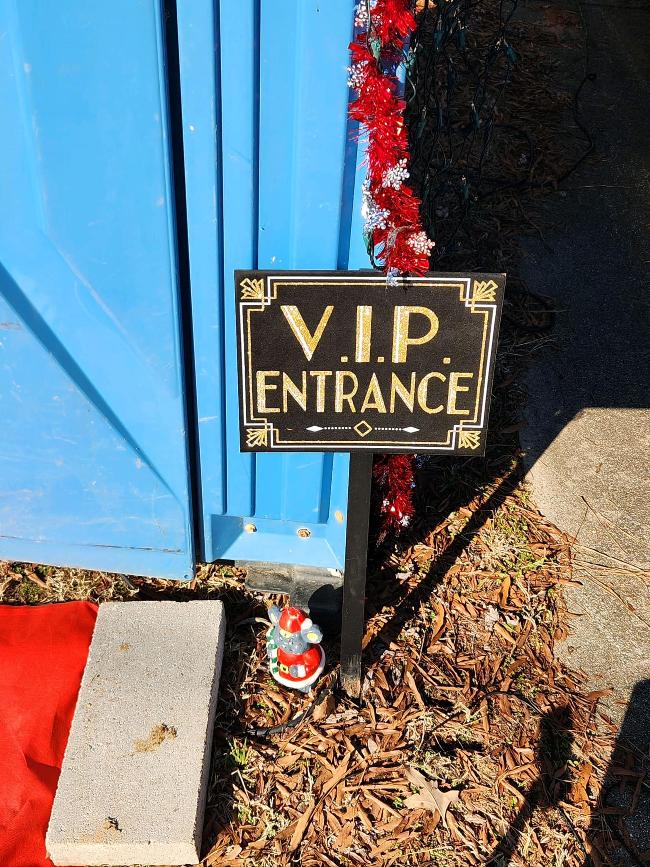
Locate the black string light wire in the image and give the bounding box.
[405,0,595,266]
[405,0,520,261]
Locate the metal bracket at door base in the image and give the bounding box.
[244,562,343,635]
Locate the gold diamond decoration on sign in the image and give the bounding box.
[472,279,497,303]
[240,277,265,301]
[458,430,481,450]
[246,427,268,448]
[354,420,373,438]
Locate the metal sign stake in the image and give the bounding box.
[339,451,374,700]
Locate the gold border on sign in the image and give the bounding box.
[458,430,481,450]
[240,277,265,301]
[239,276,498,450]
[471,279,498,304]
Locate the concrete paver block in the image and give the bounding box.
[46,600,226,866]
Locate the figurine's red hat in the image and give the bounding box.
[278,606,311,634]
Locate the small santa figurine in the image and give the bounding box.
[266,605,325,692]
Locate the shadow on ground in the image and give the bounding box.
[586,680,650,866]
[491,705,577,864]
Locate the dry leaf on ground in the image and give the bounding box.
[404,767,460,828]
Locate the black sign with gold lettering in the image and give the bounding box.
[235,271,505,454]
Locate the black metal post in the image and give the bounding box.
[339,451,374,700]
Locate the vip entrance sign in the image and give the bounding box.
[235,269,505,698]
[235,271,505,454]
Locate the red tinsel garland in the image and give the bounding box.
[348,0,431,536]
[348,0,434,279]
[372,453,415,538]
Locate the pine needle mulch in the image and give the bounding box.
[192,460,628,867]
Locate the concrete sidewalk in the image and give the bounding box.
[519,0,650,732]
[518,7,650,858]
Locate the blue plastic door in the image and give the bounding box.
[177,0,368,572]
[0,1,194,578]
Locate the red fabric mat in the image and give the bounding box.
[0,602,98,867]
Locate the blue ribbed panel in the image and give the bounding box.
[0,0,194,578]
[179,0,368,569]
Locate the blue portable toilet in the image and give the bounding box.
[0,1,195,579]
[0,1,368,583]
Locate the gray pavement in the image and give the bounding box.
[519,0,650,736]
[519,5,650,858]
